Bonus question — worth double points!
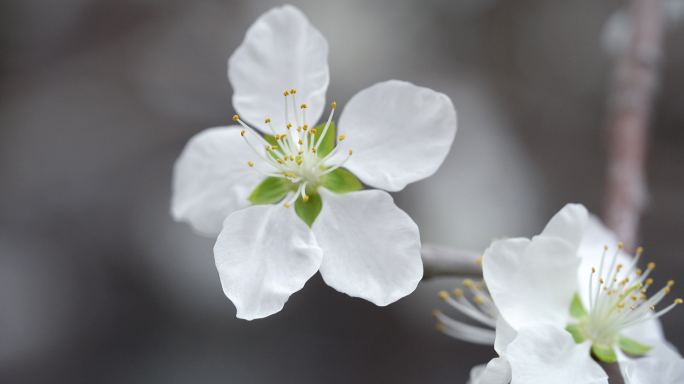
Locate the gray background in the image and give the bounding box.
[1,0,682,382]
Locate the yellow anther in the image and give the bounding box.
[287,123,292,129]
[476,257,483,266]
[600,278,604,284]
[281,133,287,139]
[631,295,637,300]
[492,238,499,243]
[432,309,442,318]
[675,299,683,304]
[312,148,317,154]
[331,102,337,109]
[298,139,303,145]
[618,302,625,308]
[617,264,623,272]
[665,287,671,294]
[668,280,675,286]
[290,89,296,94]
[292,174,296,178]
[436,322,446,332]
[630,306,635,310]
[641,289,647,293]
[247,161,253,167]
[618,242,623,249]
[308,131,311,137]
[272,146,278,150]
[349,149,353,155]
[646,278,653,285]
[453,288,463,297]
[339,135,346,141]
[640,294,646,300]
[284,203,290,208]
[289,155,294,161]
[233,115,239,121]
[297,127,301,132]
[463,279,473,288]
[636,269,642,276]
[241,130,245,136]
[265,146,270,151]
[277,159,283,164]
[438,291,449,300]
[298,150,304,155]
[592,267,596,273]
[613,277,617,282]
[648,262,655,269]
[474,296,484,305]
[284,90,289,96]
[636,247,643,254]
[303,195,309,202]
[275,134,280,140]
[303,124,308,130]
[301,104,307,109]
[265,118,271,123]
[650,306,655,310]
[311,129,316,134]
[297,160,303,165]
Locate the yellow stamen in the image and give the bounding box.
[297,160,303,165]
[233,115,239,121]
[277,159,283,164]
[289,155,294,161]
[265,146,270,151]
[297,127,301,132]
[284,203,290,208]
[287,123,292,129]
[241,130,245,136]
[247,161,253,167]
[290,89,296,94]
[298,140,303,145]
[650,306,655,310]
[630,306,635,310]
[476,257,483,266]
[600,278,604,284]
[301,104,307,109]
[438,291,449,300]
[432,309,442,318]
[303,195,309,202]
[331,102,337,109]
[272,146,278,150]
[648,262,656,269]
[436,322,446,332]
[453,288,463,297]
[311,129,317,134]
[646,278,653,285]
[349,149,353,155]
[617,264,623,272]
[303,124,308,130]
[604,245,608,250]
[618,242,623,249]
[668,280,675,286]
[339,135,346,141]
[298,150,304,155]
[265,118,271,123]
[592,267,596,273]
[675,299,683,304]
[312,148,317,153]
[636,269,642,276]
[636,247,643,254]
[665,287,671,294]
[463,279,473,288]
[474,296,484,305]
[284,91,289,96]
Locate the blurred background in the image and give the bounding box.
[1,0,683,382]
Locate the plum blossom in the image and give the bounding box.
[434,205,683,384]
[171,5,457,320]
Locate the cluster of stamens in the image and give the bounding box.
[233,89,352,208]
[433,260,499,345]
[581,243,681,345]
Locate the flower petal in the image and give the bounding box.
[619,340,684,384]
[494,315,517,356]
[171,127,265,236]
[506,322,608,384]
[312,188,422,305]
[540,203,588,249]
[332,80,457,192]
[228,5,329,132]
[214,204,322,320]
[483,235,580,330]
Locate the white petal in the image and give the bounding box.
[467,364,488,384]
[331,80,457,192]
[483,236,580,330]
[506,323,608,384]
[540,203,588,249]
[228,5,329,132]
[171,126,264,236]
[313,188,422,306]
[620,341,684,384]
[475,358,513,384]
[494,315,518,356]
[214,204,322,320]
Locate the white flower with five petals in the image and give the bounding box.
[466,204,684,384]
[171,5,457,320]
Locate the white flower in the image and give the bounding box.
[170,5,457,320]
[471,204,683,384]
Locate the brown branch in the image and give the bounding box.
[420,244,482,280]
[603,0,665,253]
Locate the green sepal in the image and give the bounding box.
[320,168,363,194]
[592,343,618,363]
[569,293,589,320]
[566,324,586,344]
[313,121,335,160]
[295,190,322,227]
[248,177,292,205]
[618,336,652,356]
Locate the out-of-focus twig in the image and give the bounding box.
[421,244,482,280]
[604,0,664,253]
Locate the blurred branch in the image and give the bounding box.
[603,0,664,253]
[421,243,482,280]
